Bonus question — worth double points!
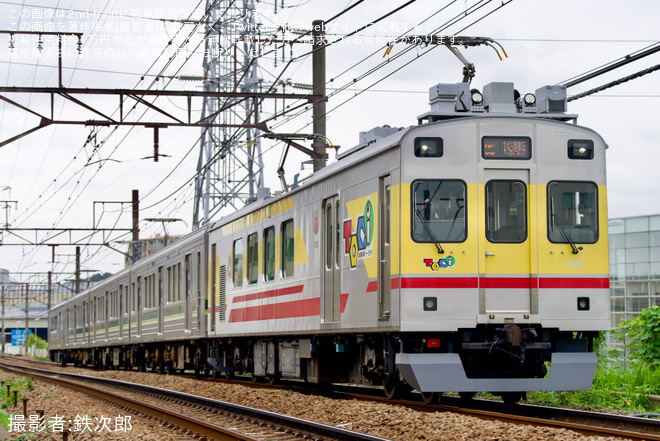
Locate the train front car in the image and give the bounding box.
[395,82,610,403]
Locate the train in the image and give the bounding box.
[49,80,610,403]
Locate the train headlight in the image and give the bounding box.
[470,89,483,105]
[568,140,594,160]
[577,297,590,311]
[423,297,437,311]
[523,93,536,106]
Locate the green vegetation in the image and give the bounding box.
[616,305,660,368]
[25,334,48,351]
[0,376,34,410]
[526,311,660,412]
[527,363,659,411]
[24,334,49,361]
[0,376,49,439]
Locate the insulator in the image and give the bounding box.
[177,76,205,82]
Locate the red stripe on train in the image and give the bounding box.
[539,277,610,289]
[391,276,609,289]
[480,277,538,289]
[399,277,479,289]
[228,297,320,322]
[232,284,304,303]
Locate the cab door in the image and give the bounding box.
[479,169,535,318]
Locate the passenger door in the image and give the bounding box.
[378,176,391,318]
[323,196,341,322]
[479,169,534,317]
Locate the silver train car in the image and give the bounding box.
[50,81,610,402]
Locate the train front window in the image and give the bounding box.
[548,181,598,244]
[412,180,466,243]
[486,180,527,243]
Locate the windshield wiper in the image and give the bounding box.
[415,207,444,254]
[552,214,582,254]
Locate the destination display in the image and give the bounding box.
[482,136,532,159]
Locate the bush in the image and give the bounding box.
[25,333,48,350]
[616,305,660,367]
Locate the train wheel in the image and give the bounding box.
[420,392,439,405]
[266,375,277,385]
[383,376,398,400]
[459,392,476,400]
[251,373,260,383]
[500,392,524,405]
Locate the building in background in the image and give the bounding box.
[608,215,660,328]
[124,235,183,267]
[0,268,48,352]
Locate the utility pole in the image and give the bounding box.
[1,285,4,353]
[312,19,327,172]
[47,271,52,312]
[24,283,29,357]
[132,189,140,262]
[75,246,80,294]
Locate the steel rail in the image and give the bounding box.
[0,363,259,441]
[8,355,660,440]
[0,361,393,441]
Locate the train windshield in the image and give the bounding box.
[412,180,466,243]
[547,181,598,243]
[485,180,527,243]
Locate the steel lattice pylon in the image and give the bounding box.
[193,0,264,229]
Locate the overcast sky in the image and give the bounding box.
[0,0,659,285]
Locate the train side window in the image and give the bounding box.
[158,267,163,309]
[336,200,341,269]
[282,219,294,278]
[264,227,275,281]
[568,139,594,160]
[325,204,332,270]
[176,262,181,301]
[137,277,141,311]
[145,276,150,308]
[184,255,191,302]
[414,137,443,157]
[247,233,259,285]
[233,238,244,287]
[485,180,527,243]
[167,267,173,303]
[411,179,466,242]
[547,181,598,244]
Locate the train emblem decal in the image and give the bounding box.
[423,256,456,270]
[343,198,374,269]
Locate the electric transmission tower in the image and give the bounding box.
[193,0,264,229]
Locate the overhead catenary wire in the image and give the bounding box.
[3,0,516,283]
[9,0,212,229]
[559,41,660,88]
[266,0,509,134]
[567,63,660,102]
[6,0,216,276]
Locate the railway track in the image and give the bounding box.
[0,361,392,441]
[309,384,660,440]
[3,355,660,440]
